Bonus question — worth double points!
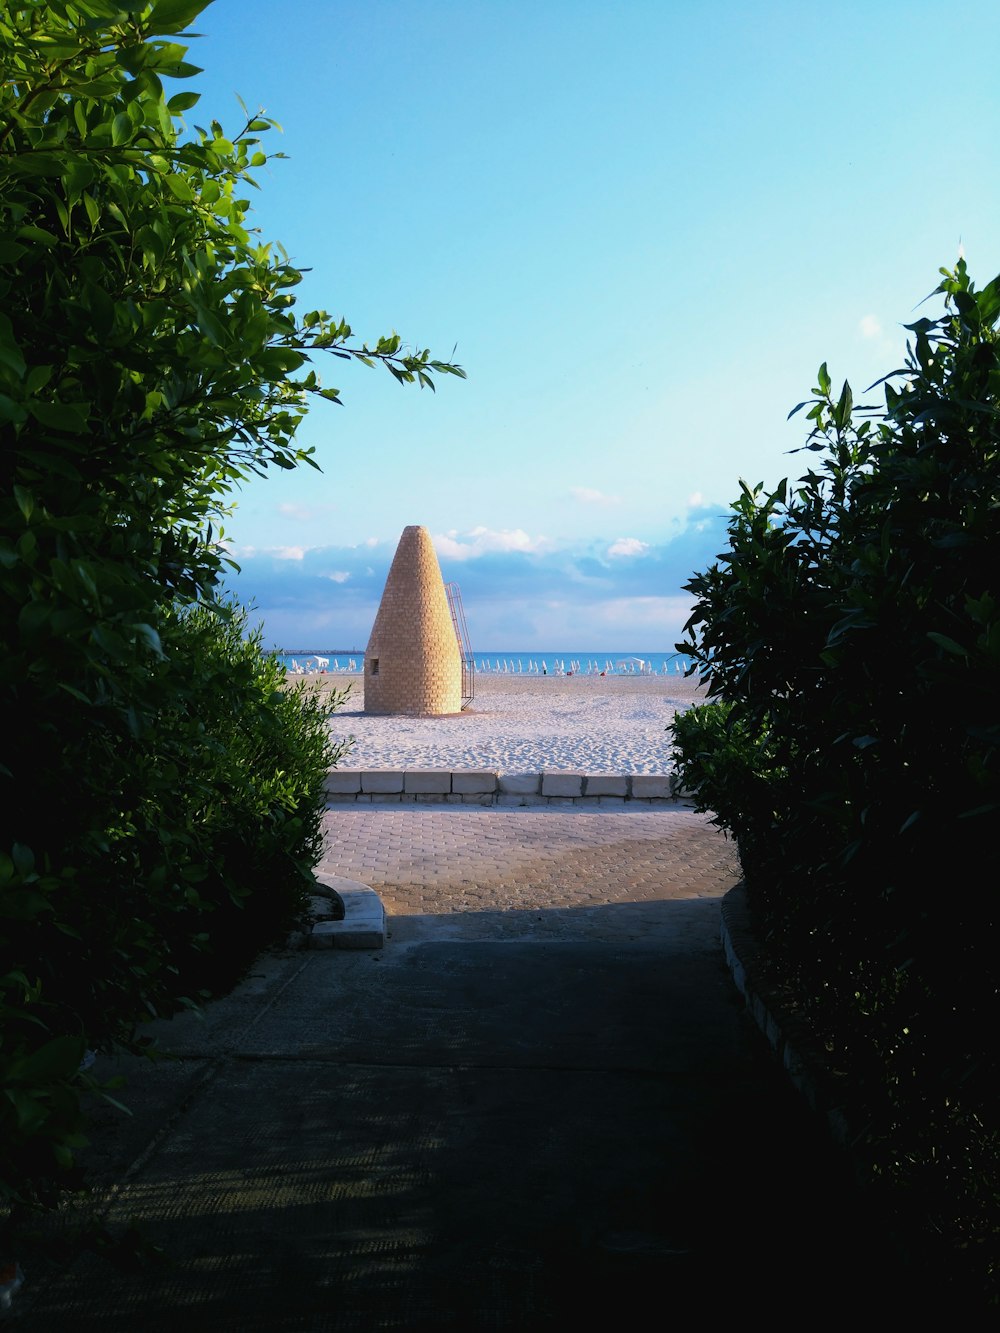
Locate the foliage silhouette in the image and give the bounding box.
[0,0,462,1208]
[674,260,1000,1304]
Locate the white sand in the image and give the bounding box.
[293,672,709,774]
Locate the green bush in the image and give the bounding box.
[0,2,461,1211]
[674,261,1000,1301]
[0,603,350,1208]
[151,603,352,997]
[669,700,787,880]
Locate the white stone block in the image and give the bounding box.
[362,770,405,793]
[404,770,452,794]
[498,773,541,794]
[583,774,627,797]
[452,770,498,794]
[541,772,584,797]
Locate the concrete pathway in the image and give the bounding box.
[8,806,929,1329]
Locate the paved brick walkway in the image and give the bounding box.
[320,805,740,945]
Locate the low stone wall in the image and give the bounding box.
[324,769,687,807]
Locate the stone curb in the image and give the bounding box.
[307,872,386,950]
[720,883,853,1148]
[324,768,689,807]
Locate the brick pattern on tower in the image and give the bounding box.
[364,525,462,715]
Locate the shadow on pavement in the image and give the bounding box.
[8,896,947,1329]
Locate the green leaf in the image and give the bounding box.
[15,225,58,247]
[167,91,201,113]
[57,682,92,704]
[111,112,132,146]
[28,400,89,432]
[834,380,853,426]
[25,365,52,394]
[11,153,65,176]
[926,632,968,657]
[133,623,165,658]
[13,485,33,521]
[164,172,194,201]
[817,362,831,396]
[149,0,214,34]
[195,308,227,345]
[161,61,203,78]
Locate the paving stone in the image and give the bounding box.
[319,807,740,932]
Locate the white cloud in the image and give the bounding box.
[433,527,549,561]
[859,314,882,339]
[607,537,649,558]
[224,514,731,651]
[363,536,379,548]
[687,491,705,509]
[591,595,693,630]
[570,486,620,505]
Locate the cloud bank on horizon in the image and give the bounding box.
[223,502,729,652]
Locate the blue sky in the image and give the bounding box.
[182,0,1000,651]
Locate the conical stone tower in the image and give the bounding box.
[364,525,462,716]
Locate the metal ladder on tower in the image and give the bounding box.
[444,582,475,710]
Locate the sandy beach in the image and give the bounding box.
[291,670,709,774]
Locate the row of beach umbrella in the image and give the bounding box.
[285,656,687,675]
[287,656,358,674]
[473,658,684,675]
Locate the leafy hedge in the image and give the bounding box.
[673,261,1000,1304]
[1,2,460,1212]
[1,604,347,1208]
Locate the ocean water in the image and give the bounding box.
[278,650,696,677]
